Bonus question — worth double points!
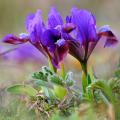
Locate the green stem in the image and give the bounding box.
[81,60,88,93]
[81,60,88,77]
[60,62,66,79]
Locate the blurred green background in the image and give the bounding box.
[0,0,120,119]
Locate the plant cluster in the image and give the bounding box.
[0,7,119,120]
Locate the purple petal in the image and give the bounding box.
[41,29,61,47]
[104,38,118,47]
[48,45,56,52]
[25,13,35,30]
[68,40,84,61]
[2,34,29,44]
[98,25,118,47]
[51,40,68,68]
[56,39,68,62]
[26,10,44,44]
[71,8,97,44]
[66,16,71,23]
[48,7,63,28]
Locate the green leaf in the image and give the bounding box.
[87,74,92,85]
[108,78,120,94]
[35,80,49,87]
[42,66,53,75]
[114,69,120,78]
[32,71,48,81]
[50,74,64,86]
[53,85,67,100]
[7,84,37,97]
[32,66,53,83]
[91,80,115,104]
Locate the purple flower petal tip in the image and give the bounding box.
[104,38,118,47]
[25,13,35,30]
[48,7,63,28]
[98,25,118,47]
[70,8,97,44]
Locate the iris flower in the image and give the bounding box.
[66,8,118,74]
[2,7,118,72]
[2,8,75,69]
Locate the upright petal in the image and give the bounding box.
[71,8,97,44]
[66,16,71,23]
[25,13,35,31]
[48,7,63,28]
[98,25,118,47]
[26,10,44,44]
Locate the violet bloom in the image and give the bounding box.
[66,8,118,74]
[2,8,74,69]
[41,8,75,68]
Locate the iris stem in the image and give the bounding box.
[60,62,66,79]
[81,60,88,76]
[81,60,88,93]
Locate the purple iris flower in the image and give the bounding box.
[2,7,118,70]
[2,7,74,68]
[66,8,118,63]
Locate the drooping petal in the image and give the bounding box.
[98,25,118,47]
[2,34,29,45]
[48,7,63,28]
[71,8,97,44]
[56,39,69,61]
[51,39,68,68]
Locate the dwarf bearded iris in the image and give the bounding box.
[1,7,118,73]
[66,8,118,75]
[2,8,75,69]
